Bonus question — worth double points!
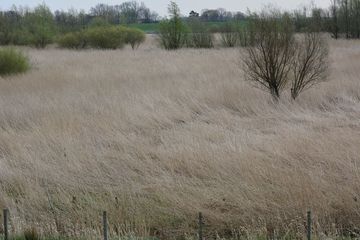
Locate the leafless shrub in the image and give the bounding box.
[242,10,329,100]
[291,32,329,99]
[242,11,295,100]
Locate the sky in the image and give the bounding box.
[0,0,330,17]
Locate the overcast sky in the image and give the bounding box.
[0,0,330,16]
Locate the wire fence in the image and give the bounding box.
[1,208,315,240]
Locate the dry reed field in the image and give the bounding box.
[0,36,360,239]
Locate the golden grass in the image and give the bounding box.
[0,36,359,238]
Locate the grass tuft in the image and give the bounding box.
[0,48,30,76]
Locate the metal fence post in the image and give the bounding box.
[3,209,9,240]
[103,211,108,240]
[307,210,312,240]
[198,212,203,240]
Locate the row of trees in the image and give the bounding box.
[2,0,360,49]
[0,2,247,39]
[0,2,153,48]
[290,0,360,39]
[189,8,246,21]
[0,1,157,46]
[88,2,159,24]
[159,1,360,50]
[158,3,327,50]
[0,4,55,47]
[330,0,360,39]
[54,2,159,34]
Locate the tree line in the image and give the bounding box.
[329,0,360,38]
[2,0,360,48]
[0,1,157,47]
[0,4,55,47]
[289,0,360,39]
[189,9,246,22]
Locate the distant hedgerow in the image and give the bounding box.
[57,27,146,50]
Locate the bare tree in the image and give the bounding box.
[242,12,295,100]
[242,9,329,101]
[343,0,350,38]
[330,0,339,39]
[291,32,329,99]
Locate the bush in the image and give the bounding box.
[57,31,87,49]
[125,28,146,50]
[0,48,30,76]
[84,26,126,49]
[158,2,188,50]
[57,27,144,50]
[242,12,295,99]
[241,10,328,100]
[187,18,213,48]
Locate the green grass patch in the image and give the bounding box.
[0,48,30,76]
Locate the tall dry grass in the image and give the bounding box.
[0,36,359,239]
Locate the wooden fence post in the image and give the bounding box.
[307,210,312,240]
[103,211,108,240]
[198,212,203,240]
[3,209,9,240]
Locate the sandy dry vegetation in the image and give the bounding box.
[0,36,360,238]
